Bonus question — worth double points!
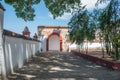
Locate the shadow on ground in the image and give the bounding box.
[8,52,120,80]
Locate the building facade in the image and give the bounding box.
[38,26,70,52]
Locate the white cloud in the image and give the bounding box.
[49,13,72,20]
[81,0,97,9]
[81,0,107,10]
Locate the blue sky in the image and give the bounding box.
[1,0,107,37]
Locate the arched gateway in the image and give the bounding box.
[38,26,70,52]
[46,33,62,51]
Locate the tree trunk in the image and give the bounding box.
[100,38,104,58]
[84,40,88,54]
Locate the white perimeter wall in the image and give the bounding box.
[40,36,46,52]
[69,42,103,52]
[4,36,41,74]
[0,7,6,78]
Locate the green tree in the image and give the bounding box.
[4,0,81,21]
[4,0,41,21]
[68,7,96,53]
[3,0,112,22]
[68,6,87,52]
[98,0,120,60]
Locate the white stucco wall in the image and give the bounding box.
[4,36,41,74]
[69,42,103,51]
[82,42,101,48]
[49,35,60,51]
[39,36,46,52]
[0,7,6,79]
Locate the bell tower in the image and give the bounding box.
[22,26,30,37]
[33,33,38,40]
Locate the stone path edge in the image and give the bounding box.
[71,50,120,70]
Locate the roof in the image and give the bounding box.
[0,3,5,11]
[38,26,68,29]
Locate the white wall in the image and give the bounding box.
[0,7,6,79]
[69,42,103,51]
[40,36,46,52]
[4,36,41,74]
[82,42,102,48]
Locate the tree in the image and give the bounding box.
[116,33,120,58]
[3,0,113,22]
[4,0,41,21]
[90,9,107,58]
[4,0,81,21]
[98,0,120,60]
[68,6,96,53]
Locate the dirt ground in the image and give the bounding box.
[8,52,120,80]
[83,50,120,62]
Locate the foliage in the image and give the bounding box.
[68,7,87,44]
[4,0,81,21]
[4,0,111,21]
[3,0,113,21]
[44,0,81,19]
[68,7,96,45]
[98,0,120,60]
[4,0,41,21]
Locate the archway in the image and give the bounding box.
[46,33,62,51]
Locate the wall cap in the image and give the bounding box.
[38,26,68,29]
[3,29,41,42]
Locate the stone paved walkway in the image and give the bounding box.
[8,52,120,80]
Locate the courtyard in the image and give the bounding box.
[0,0,120,80]
[8,52,120,80]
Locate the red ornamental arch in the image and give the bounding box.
[46,33,62,51]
